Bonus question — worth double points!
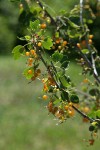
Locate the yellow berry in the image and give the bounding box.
[30,49,35,55]
[43,95,48,100]
[69,102,73,106]
[83,106,90,113]
[77,43,81,48]
[28,58,33,63]
[68,110,75,117]
[25,51,30,56]
[83,78,89,83]
[28,69,33,74]
[40,23,47,29]
[56,39,60,44]
[38,42,42,47]
[64,105,69,111]
[88,39,92,44]
[62,41,68,46]
[89,35,93,39]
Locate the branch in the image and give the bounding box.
[72,105,94,122]
[35,0,56,25]
[79,0,100,84]
[80,0,84,27]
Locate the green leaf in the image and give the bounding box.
[25,35,31,41]
[52,51,63,62]
[61,91,69,101]
[12,45,23,60]
[68,19,80,29]
[42,37,53,50]
[88,111,96,119]
[61,61,69,68]
[53,99,61,105]
[30,20,40,30]
[81,49,89,54]
[96,110,100,118]
[70,94,79,103]
[60,76,70,88]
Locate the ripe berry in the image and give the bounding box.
[58,46,62,50]
[30,49,35,55]
[28,69,33,74]
[56,39,60,44]
[40,23,47,29]
[68,102,73,106]
[28,58,33,63]
[77,43,81,48]
[68,110,75,117]
[25,51,30,56]
[89,35,93,39]
[43,95,48,100]
[37,42,42,47]
[83,106,90,113]
[83,78,89,83]
[62,41,68,46]
[19,3,23,9]
[64,105,69,111]
[88,39,92,44]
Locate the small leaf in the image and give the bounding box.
[42,37,53,50]
[88,111,96,119]
[61,91,69,101]
[30,20,40,30]
[68,19,80,29]
[12,45,23,60]
[60,76,70,88]
[61,61,69,68]
[25,35,31,40]
[52,51,63,62]
[70,94,79,103]
[96,110,100,118]
[82,49,89,54]
[53,99,61,105]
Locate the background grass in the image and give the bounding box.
[0,56,99,150]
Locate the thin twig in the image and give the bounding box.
[80,0,84,27]
[72,105,94,122]
[79,0,100,84]
[35,0,56,25]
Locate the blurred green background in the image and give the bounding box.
[0,0,100,149]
